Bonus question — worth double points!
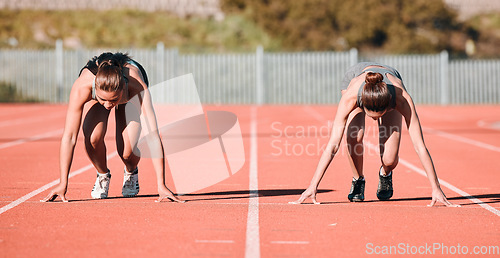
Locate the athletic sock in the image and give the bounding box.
[97,169,110,176]
[379,167,392,177]
[353,176,365,181]
[125,167,138,175]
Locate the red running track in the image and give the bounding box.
[0,104,499,257]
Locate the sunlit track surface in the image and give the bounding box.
[0,104,498,257]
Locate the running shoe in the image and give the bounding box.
[348,177,365,202]
[377,170,393,200]
[91,171,111,199]
[122,167,139,197]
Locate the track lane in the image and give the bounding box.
[0,104,498,257]
[0,105,254,257]
[256,105,499,257]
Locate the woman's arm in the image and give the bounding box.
[42,79,88,202]
[128,69,184,203]
[290,96,356,204]
[141,89,184,203]
[398,91,459,207]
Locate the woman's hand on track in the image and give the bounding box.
[156,187,186,203]
[428,188,460,207]
[41,184,68,202]
[289,187,320,204]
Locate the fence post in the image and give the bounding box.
[349,48,358,66]
[156,42,165,103]
[55,39,64,103]
[256,45,264,105]
[157,42,165,83]
[440,50,449,105]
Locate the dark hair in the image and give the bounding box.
[95,52,130,92]
[361,72,391,112]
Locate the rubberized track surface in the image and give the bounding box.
[0,104,499,257]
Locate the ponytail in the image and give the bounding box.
[95,53,127,92]
[98,58,122,70]
[361,72,391,112]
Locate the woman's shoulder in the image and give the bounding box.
[76,68,94,83]
[340,81,361,106]
[71,70,94,102]
[344,74,365,93]
[385,72,404,85]
[392,81,414,114]
[124,62,146,87]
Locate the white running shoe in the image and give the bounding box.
[91,171,111,199]
[122,167,139,197]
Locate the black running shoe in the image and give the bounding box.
[376,171,393,200]
[348,177,365,202]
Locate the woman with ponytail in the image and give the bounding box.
[292,62,458,207]
[42,52,184,203]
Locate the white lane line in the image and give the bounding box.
[365,142,500,217]
[424,127,500,153]
[304,107,500,217]
[0,152,118,215]
[195,240,235,244]
[245,106,260,258]
[0,129,63,150]
[271,241,309,245]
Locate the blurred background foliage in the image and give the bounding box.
[0,0,499,57]
[0,9,276,52]
[0,81,38,102]
[222,0,499,57]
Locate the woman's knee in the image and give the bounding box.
[83,123,106,149]
[83,126,108,149]
[347,128,364,144]
[346,128,364,156]
[119,147,139,163]
[120,151,133,162]
[382,154,399,169]
[84,132,105,149]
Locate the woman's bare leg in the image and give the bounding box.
[376,109,402,200]
[345,108,365,179]
[115,104,141,172]
[378,109,402,174]
[83,102,110,174]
